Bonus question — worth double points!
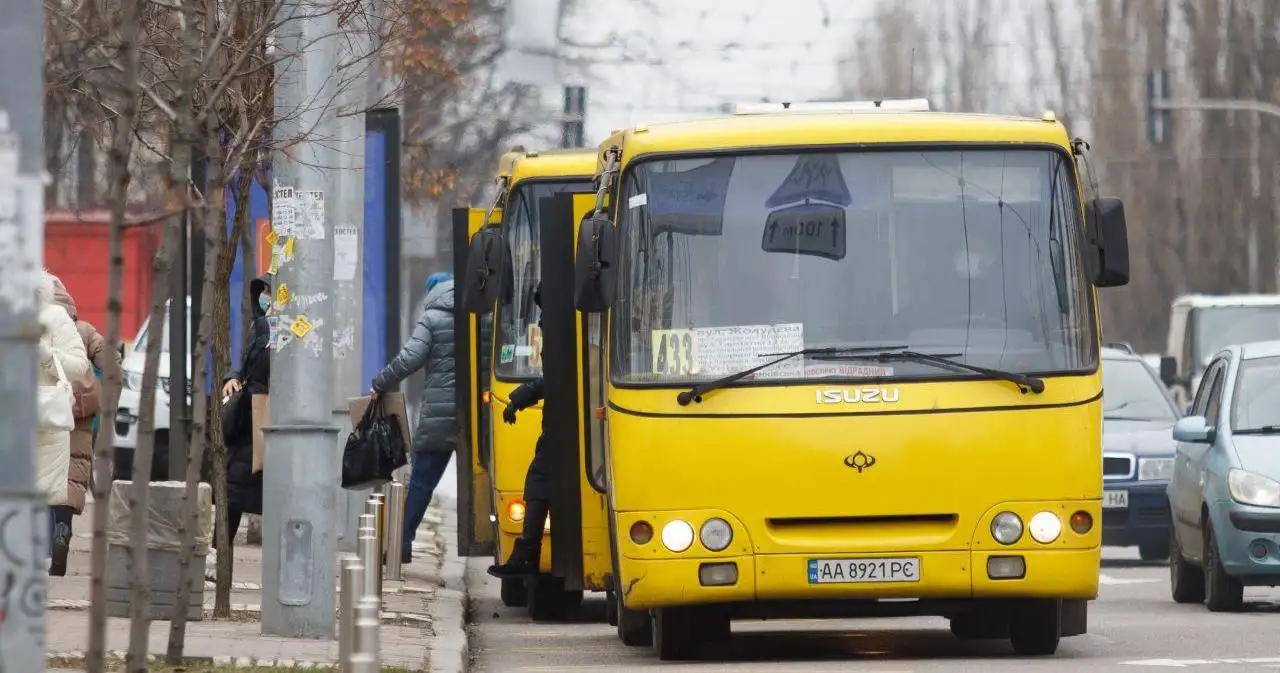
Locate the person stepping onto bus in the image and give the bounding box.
[488,282,551,580]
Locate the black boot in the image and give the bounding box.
[487,538,541,579]
[50,530,70,577]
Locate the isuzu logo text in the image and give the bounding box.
[815,388,900,404]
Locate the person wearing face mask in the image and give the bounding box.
[208,276,272,578]
[488,282,552,580]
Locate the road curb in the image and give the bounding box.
[427,498,469,673]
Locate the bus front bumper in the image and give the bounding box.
[618,548,1100,612]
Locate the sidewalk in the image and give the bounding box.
[44,495,469,672]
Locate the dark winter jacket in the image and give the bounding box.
[372,280,457,453]
[223,276,271,514]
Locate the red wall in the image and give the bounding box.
[44,215,163,339]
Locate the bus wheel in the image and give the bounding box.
[1008,600,1061,656]
[652,607,702,661]
[527,575,572,622]
[500,578,528,608]
[605,591,619,626]
[616,592,652,647]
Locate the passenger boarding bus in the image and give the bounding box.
[551,100,1131,659]
[453,148,618,621]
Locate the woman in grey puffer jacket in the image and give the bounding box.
[369,272,455,563]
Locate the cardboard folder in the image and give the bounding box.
[251,394,269,474]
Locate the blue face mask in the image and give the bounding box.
[258,294,270,312]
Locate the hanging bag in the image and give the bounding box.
[38,354,76,432]
[341,399,408,490]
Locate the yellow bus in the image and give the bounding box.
[554,99,1132,659]
[453,148,617,621]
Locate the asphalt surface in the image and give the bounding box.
[466,547,1280,672]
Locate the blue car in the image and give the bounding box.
[1168,340,1280,612]
[1100,345,1182,560]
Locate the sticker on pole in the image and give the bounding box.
[268,248,280,275]
[296,190,326,239]
[283,236,295,261]
[266,229,280,247]
[272,185,298,236]
[275,284,290,308]
[267,316,279,347]
[290,315,314,339]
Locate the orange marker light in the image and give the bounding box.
[507,500,526,522]
[482,391,490,404]
[629,521,654,545]
[1069,511,1092,535]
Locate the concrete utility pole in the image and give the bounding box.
[0,0,48,668]
[331,25,370,553]
[262,0,340,638]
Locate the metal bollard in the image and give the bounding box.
[357,525,379,599]
[349,596,381,673]
[370,493,386,587]
[338,555,363,673]
[383,482,406,582]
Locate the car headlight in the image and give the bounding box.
[124,371,143,391]
[660,520,695,552]
[699,518,733,551]
[1228,469,1280,508]
[1028,511,1062,543]
[990,511,1023,545]
[1139,457,1174,481]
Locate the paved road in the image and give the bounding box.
[466,548,1280,671]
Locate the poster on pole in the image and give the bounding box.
[334,225,358,281]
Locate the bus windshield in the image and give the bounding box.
[495,179,593,380]
[612,148,1097,385]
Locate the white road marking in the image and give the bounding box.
[1100,573,1163,585]
[1124,658,1280,667]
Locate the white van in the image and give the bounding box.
[112,297,192,480]
[1159,293,1280,408]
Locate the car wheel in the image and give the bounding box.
[1008,600,1061,656]
[1169,526,1205,604]
[1204,522,1244,612]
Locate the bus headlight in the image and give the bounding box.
[1028,511,1062,543]
[661,520,695,553]
[699,518,732,551]
[990,512,1023,545]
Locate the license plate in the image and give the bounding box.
[1103,490,1129,509]
[807,557,920,584]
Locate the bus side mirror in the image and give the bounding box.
[1084,197,1130,288]
[574,212,618,313]
[460,228,504,313]
[1159,355,1178,387]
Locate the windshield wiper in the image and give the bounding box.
[1233,426,1280,435]
[675,344,909,406]
[813,349,1046,394]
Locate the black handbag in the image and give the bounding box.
[220,389,251,446]
[341,399,408,490]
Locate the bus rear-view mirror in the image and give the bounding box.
[1084,197,1130,288]
[574,212,618,313]
[460,228,504,313]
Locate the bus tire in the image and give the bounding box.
[500,577,528,608]
[606,590,618,626]
[1008,600,1061,656]
[616,592,652,646]
[652,607,701,661]
[527,575,572,622]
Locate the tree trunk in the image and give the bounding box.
[88,0,141,669]
[166,142,220,659]
[126,176,177,673]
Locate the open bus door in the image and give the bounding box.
[454,206,503,557]
[534,193,586,591]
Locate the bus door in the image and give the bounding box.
[535,193,586,589]
[454,206,502,556]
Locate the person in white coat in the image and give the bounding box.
[36,270,90,572]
